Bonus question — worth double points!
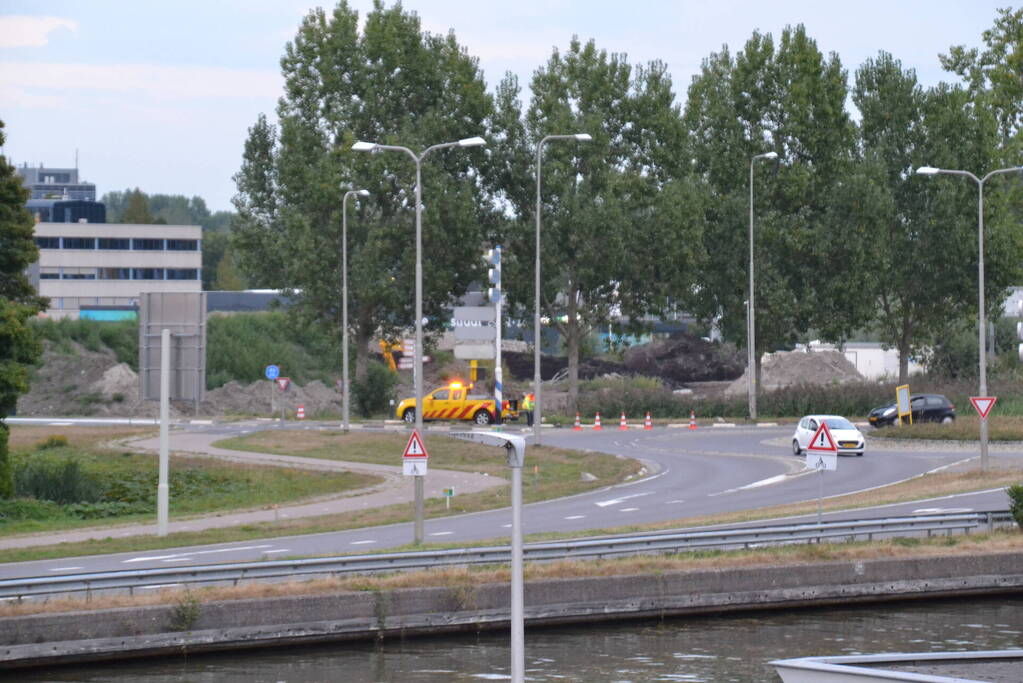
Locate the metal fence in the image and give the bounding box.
[1,511,1013,601]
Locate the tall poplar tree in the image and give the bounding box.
[232,1,493,381]
[488,38,702,412]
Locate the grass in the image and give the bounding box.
[1,426,381,536]
[4,529,1020,618]
[0,429,641,563]
[869,415,1023,441]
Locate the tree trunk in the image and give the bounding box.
[566,286,581,416]
[354,320,373,384]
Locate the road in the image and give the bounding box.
[1,418,1018,579]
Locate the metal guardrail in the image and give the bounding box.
[0,511,1014,600]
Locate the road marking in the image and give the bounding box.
[913,507,974,515]
[162,558,194,563]
[596,491,652,507]
[47,566,82,572]
[564,515,585,520]
[665,499,685,504]
[263,549,291,554]
[123,544,273,564]
[429,531,453,536]
[501,523,512,528]
[712,473,790,496]
[350,540,375,545]
[619,507,639,512]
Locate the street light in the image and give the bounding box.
[748,150,778,421]
[534,133,591,445]
[341,188,369,434]
[916,164,1023,471]
[353,135,486,543]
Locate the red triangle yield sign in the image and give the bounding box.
[807,421,838,453]
[970,396,997,420]
[403,430,429,458]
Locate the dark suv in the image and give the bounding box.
[868,394,956,428]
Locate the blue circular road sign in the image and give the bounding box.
[265,364,280,380]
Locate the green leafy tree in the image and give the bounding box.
[683,26,874,400]
[121,188,155,224]
[232,1,494,382]
[488,38,702,412]
[0,119,48,497]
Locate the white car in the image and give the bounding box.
[792,415,865,457]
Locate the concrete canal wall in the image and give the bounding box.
[3,551,1023,669]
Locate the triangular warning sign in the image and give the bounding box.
[807,421,838,453]
[970,396,997,420]
[402,430,429,458]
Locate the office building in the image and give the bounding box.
[17,163,96,200]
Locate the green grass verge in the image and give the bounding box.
[868,415,1023,441]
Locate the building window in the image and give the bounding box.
[132,268,165,280]
[39,267,60,279]
[166,268,198,280]
[98,268,131,280]
[166,239,198,251]
[132,238,164,251]
[98,238,130,250]
[62,267,97,280]
[35,237,60,249]
[62,237,96,249]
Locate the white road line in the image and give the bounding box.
[596,491,652,507]
[47,566,82,572]
[501,523,512,528]
[162,558,194,563]
[123,544,273,564]
[429,531,454,536]
[564,515,585,520]
[665,499,685,504]
[619,507,639,512]
[350,540,375,545]
[263,549,291,554]
[711,473,791,496]
[913,507,974,514]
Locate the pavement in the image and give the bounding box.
[0,427,504,551]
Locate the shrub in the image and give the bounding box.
[0,427,13,499]
[15,456,102,505]
[0,497,63,522]
[35,435,69,450]
[1008,484,1023,530]
[353,361,397,418]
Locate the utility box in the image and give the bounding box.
[139,292,207,406]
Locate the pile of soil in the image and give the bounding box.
[201,380,342,418]
[723,349,864,396]
[622,335,744,385]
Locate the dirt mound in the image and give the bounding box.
[623,335,744,385]
[724,349,863,396]
[200,379,342,419]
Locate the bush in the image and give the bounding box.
[29,318,138,369]
[1008,484,1023,530]
[62,500,150,519]
[15,456,102,505]
[0,497,63,522]
[35,435,69,450]
[0,427,13,499]
[353,361,398,418]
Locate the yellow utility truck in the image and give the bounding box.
[395,382,519,425]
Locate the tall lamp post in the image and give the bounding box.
[341,188,369,434]
[353,136,486,543]
[747,151,778,421]
[534,133,592,445]
[916,164,1023,471]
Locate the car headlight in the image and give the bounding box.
[882,407,895,417]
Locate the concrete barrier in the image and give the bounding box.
[3,551,1022,669]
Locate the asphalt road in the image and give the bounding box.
[0,418,1018,580]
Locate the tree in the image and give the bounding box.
[232,1,494,382]
[0,119,47,497]
[121,188,155,224]
[487,38,702,412]
[683,26,872,398]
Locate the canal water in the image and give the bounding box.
[20,596,1023,682]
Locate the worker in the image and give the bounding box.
[522,390,535,427]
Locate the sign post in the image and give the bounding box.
[265,365,280,421]
[895,384,912,426]
[276,376,290,422]
[806,421,838,525]
[449,431,525,683]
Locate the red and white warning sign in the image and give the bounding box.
[403,430,429,458]
[970,396,997,420]
[807,421,838,453]
[402,430,429,476]
[276,377,291,392]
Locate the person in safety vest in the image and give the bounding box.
[522,391,535,427]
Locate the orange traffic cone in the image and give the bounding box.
[297,404,306,420]
[619,411,628,430]
[573,413,582,431]
[688,410,697,430]
[644,412,653,430]
[593,412,603,430]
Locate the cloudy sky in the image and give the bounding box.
[0,1,1009,212]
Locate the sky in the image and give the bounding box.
[0,1,1011,212]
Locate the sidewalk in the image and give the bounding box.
[0,429,504,551]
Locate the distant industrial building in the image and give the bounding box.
[26,198,106,224]
[16,163,96,200]
[33,221,202,320]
